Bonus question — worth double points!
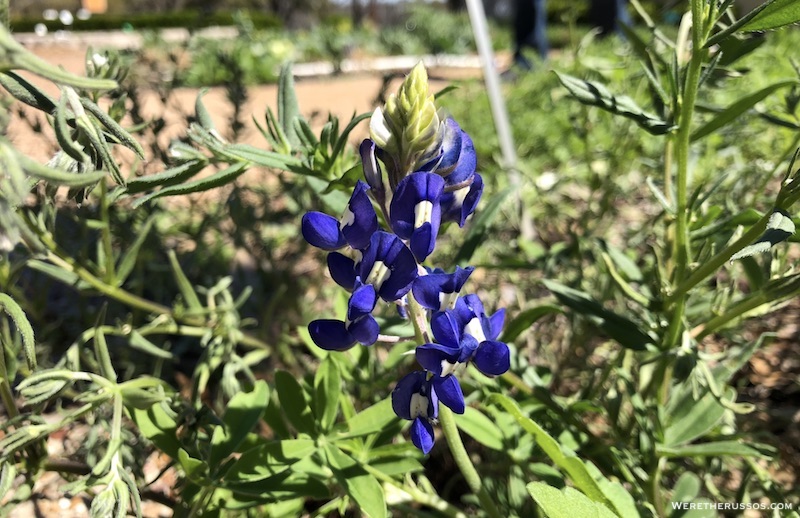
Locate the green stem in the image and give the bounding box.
[0,334,19,419]
[99,182,116,283]
[438,405,504,518]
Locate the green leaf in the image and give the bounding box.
[128,331,174,360]
[178,448,208,483]
[526,483,619,518]
[691,81,798,142]
[210,380,270,467]
[555,72,675,135]
[501,304,563,342]
[543,280,654,351]
[670,472,701,506]
[222,143,301,170]
[115,217,155,285]
[731,208,796,260]
[313,357,341,433]
[0,293,36,370]
[491,394,612,509]
[455,186,515,265]
[277,63,300,149]
[325,444,387,518]
[16,153,106,187]
[132,162,249,208]
[341,397,397,439]
[123,159,207,194]
[79,97,145,159]
[656,440,767,459]
[275,370,316,436]
[456,406,505,451]
[739,0,800,31]
[0,71,57,113]
[194,89,217,134]
[129,402,181,458]
[663,386,735,446]
[224,438,315,484]
[167,250,203,312]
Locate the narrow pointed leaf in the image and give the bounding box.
[739,0,800,31]
[691,80,798,142]
[555,72,675,135]
[132,162,249,207]
[0,293,36,370]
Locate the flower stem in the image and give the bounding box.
[439,405,504,518]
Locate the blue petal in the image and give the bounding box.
[308,319,355,351]
[359,232,418,302]
[442,173,483,227]
[348,315,379,346]
[473,340,511,376]
[431,310,463,347]
[488,308,506,340]
[416,342,461,375]
[341,181,378,250]
[327,252,357,291]
[409,222,437,262]
[347,282,378,320]
[432,375,465,414]
[457,333,480,364]
[360,140,383,194]
[391,371,427,420]
[435,118,464,176]
[410,417,435,454]
[301,212,346,250]
[412,266,474,311]
[446,130,477,185]
[389,172,445,242]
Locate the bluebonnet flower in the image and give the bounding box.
[301,181,377,251]
[390,172,445,262]
[412,266,474,312]
[308,231,418,350]
[303,63,510,455]
[391,370,465,454]
[415,295,510,382]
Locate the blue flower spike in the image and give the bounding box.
[390,172,446,262]
[302,64,511,456]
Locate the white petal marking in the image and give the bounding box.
[414,200,434,229]
[465,317,487,343]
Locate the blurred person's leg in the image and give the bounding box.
[512,0,548,70]
[590,0,630,36]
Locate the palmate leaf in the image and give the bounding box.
[554,72,675,135]
[324,444,387,518]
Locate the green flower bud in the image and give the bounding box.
[370,63,443,188]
